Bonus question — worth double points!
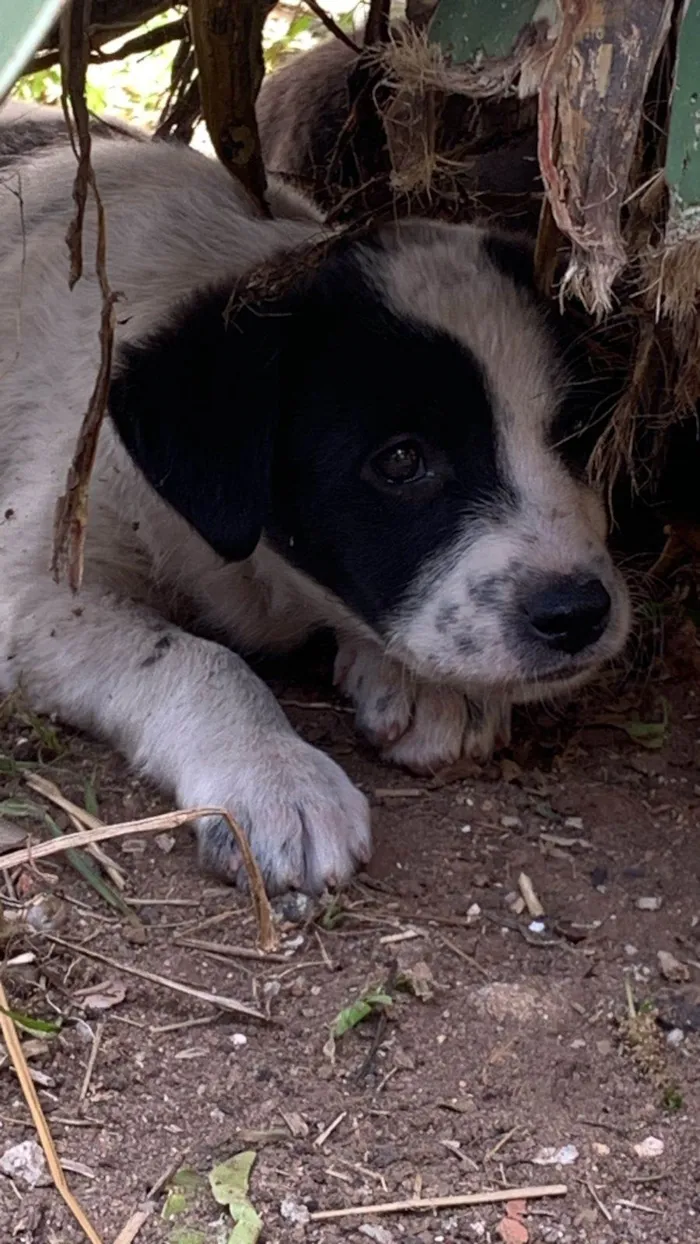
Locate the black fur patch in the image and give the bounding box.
[110,240,514,633]
[482,233,535,291]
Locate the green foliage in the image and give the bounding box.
[12,3,361,135]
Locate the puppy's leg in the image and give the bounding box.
[10,591,370,893]
[334,639,511,774]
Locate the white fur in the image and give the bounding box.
[0,121,630,893]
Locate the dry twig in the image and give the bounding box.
[309,1183,568,1221]
[25,772,127,890]
[0,978,104,1244]
[54,0,119,591]
[0,805,276,952]
[45,934,267,1019]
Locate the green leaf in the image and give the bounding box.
[41,812,138,924]
[0,1005,61,1035]
[0,798,43,819]
[209,1152,262,1244]
[83,778,100,819]
[332,990,393,1039]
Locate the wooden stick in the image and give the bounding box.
[309,1184,568,1221]
[0,979,104,1244]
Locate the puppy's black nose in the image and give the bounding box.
[523,576,611,655]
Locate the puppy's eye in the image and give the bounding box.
[371,439,426,485]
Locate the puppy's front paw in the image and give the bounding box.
[186,737,371,895]
[335,640,511,774]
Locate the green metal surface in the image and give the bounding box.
[666,1,700,234]
[0,0,65,103]
[428,0,545,64]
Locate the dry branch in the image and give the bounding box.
[0,979,104,1243]
[0,805,277,952]
[189,0,273,213]
[52,0,118,592]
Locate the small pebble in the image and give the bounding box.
[230,1033,247,1047]
[280,1199,310,1226]
[564,816,584,830]
[636,896,663,911]
[667,1027,684,1047]
[533,1143,579,1166]
[0,1140,50,1188]
[633,1136,664,1158]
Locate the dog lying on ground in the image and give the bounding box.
[0,107,630,893]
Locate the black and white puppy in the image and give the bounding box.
[0,116,630,892]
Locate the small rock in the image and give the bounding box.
[633,1135,664,1159]
[528,920,545,934]
[564,816,584,831]
[280,1198,310,1226]
[280,892,314,924]
[0,1139,50,1188]
[657,950,690,983]
[533,1143,579,1166]
[624,944,639,957]
[359,1225,395,1244]
[120,837,147,855]
[591,1141,610,1156]
[153,832,175,853]
[667,1027,684,1047]
[466,903,481,920]
[471,981,567,1026]
[230,1032,247,1048]
[636,896,663,912]
[501,815,522,829]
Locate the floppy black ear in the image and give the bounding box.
[109,289,283,561]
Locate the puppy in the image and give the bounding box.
[0,115,630,893]
[256,32,542,229]
[0,98,142,168]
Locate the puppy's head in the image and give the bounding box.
[110,220,630,701]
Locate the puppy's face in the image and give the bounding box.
[266,226,629,700]
[111,222,630,701]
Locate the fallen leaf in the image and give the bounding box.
[77,978,127,1013]
[332,990,393,1039]
[0,817,28,850]
[0,1006,61,1036]
[209,1151,262,1244]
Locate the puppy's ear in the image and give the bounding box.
[109,290,283,561]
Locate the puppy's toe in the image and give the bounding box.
[383,685,467,774]
[335,641,413,747]
[462,697,512,761]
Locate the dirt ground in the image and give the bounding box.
[0,627,698,1244]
